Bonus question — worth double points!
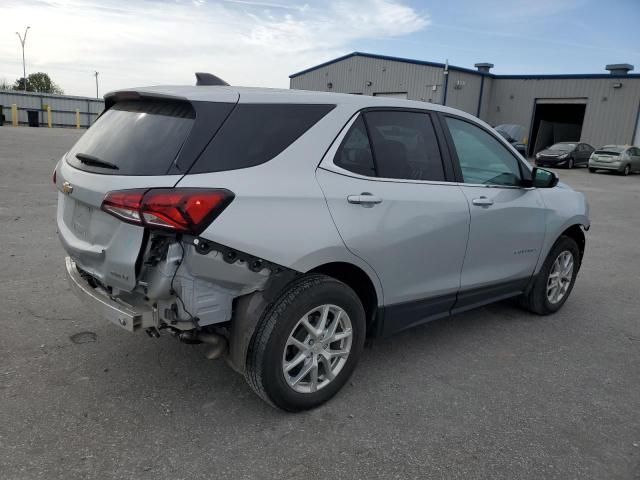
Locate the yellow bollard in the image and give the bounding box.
[47,105,52,128]
[11,104,18,126]
[76,109,80,129]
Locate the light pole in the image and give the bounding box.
[15,26,30,92]
[94,71,99,99]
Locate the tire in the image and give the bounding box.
[520,236,580,315]
[567,157,574,169]
[589,168,596,173]
[245,274,366,411]
[621,164,631,176]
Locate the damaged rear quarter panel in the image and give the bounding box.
[175,105,384,304]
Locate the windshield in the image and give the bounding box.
[549,143,576,151]
[66,100,195,175]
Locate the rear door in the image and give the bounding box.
[441,115,546,310]
[56,93,238,291]
[317,109,470,334]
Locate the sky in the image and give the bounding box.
[0,0,639,97]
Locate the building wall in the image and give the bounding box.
[290,56,447,105]
[487,77,640,146]
[0,90,104,128]
[290,56,491,118]
[291,56,640,147]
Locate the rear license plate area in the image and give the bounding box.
[71,202,92,240]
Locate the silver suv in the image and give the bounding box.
[56,85,590,411]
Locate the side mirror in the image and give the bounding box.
[532,167,559,188]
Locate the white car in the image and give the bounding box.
[55,81,590,410]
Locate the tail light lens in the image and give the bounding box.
[101,188,234,235]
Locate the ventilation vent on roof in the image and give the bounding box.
[474,62,494,73]
[195,72,230,86]
[605,64,634,75]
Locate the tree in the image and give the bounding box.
[0,78,11,91]
[13,72,63,94]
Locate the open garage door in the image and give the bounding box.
[529,99,587,156]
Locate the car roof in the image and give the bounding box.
[104,85,483,123]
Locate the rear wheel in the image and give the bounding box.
[245,274,365,411]
[520,236,580,315]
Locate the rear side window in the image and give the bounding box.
[365,111,446,181]
[66,100,195,175]
[334,116,376,176]
[190,104,335,174]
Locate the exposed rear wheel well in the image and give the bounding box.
[308,262,378,334]
[560,224,586,262]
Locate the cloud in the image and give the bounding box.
[0,0,428,96]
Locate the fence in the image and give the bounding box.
[0,90,104,128]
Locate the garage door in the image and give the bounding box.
[373,92,408,99]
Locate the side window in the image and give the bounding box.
[191,104,335,174]
[445,116,522,186]
[334,116,376,176]
[364,111,446,181]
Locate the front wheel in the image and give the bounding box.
[621,164,631,176]
[589,168,596,173]
[567,157,574,169]
[245,274,366,411]
[520,236,580,315]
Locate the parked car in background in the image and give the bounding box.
[535,142,594,169]
[55,84,590,411]
[589,145,640,175]
[494,124,527,156]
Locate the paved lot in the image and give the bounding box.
[1,126,639,480]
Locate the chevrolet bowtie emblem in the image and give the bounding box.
[62,181,74,194]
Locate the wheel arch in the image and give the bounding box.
[560,224,586,263]
[308,261,380,337]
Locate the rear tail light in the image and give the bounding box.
[101,188,234,235]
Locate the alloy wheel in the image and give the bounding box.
[282,304,353,393]
[546,250,574,304]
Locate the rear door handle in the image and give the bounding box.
[347,193,382,207]
[472,196,493,207]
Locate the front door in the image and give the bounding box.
[317,111,470,334]
[442,115,546,311]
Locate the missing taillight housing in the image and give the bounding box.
[101,188,234,235]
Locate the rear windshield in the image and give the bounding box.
[595,146,624,154]
[189,104,335,174]
[66,100,195,175]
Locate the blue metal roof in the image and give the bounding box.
[289,51,640,80]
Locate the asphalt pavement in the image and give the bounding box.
[0,126,639,479]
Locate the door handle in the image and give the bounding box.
[472,196,493,207]
[347,193,382,207]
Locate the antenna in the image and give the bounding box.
[195,72,230,86]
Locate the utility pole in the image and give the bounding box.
[15,26,30,92]
[94,71,99,99]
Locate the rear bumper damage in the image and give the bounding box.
[66,256,156,332]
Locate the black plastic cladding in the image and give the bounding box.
[192,237,289,274]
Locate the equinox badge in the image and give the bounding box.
[62,181,74,195]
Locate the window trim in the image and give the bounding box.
[326,107,458,184]
[438,112,533,189]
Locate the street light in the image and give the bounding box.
[15,26,30,92]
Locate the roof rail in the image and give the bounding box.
[195,72,230,86]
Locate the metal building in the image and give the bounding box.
[289,52,640,155]
[0,90,104,128]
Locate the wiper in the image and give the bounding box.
[75,153,119,170]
